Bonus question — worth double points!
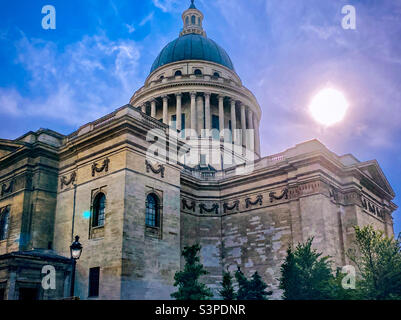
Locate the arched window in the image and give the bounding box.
[174,70,182,76]
[146,193,160,228]
[185,16,189,26]
[92,193,106,227]
[191,15,196,24]
[0,207,9,241]
[213,72,220,78]
[194,69,202,76]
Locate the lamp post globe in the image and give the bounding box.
[69,235,83,298]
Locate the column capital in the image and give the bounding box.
[204,92,211,98]
[161,95,169,101]
[217,95,225,101]
[175,92,182,98]
[190,91,197,98]
[150,98,157,103]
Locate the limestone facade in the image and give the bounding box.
[0,1,397,300]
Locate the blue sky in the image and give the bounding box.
[0,0,400,234]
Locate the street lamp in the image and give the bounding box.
[70,235,83,298]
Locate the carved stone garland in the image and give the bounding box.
[245,195,263,208]
[92,158,110,177]
[223,200,240,213]
[182,199,196,212]
[1,180,13,197]
[60,172,76,189]
[145,160,165,178]
[199,203,219,215]
[269,188,288,203]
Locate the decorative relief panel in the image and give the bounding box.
[269,188,288,203]
[182,198,196,212]
[199,203,219,215]
[245,195,263,208]
[360,195,385,219]
[145,160,165,178]
[60,172,76,190]
[223,200,240,214]
[92,158,110,177]
[1,180,13,197]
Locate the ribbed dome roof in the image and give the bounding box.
[150,34,235,73]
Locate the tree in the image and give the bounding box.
[235,268,271,300]
[247,272,272,300]
[219,270,236,300]
[235,268,249,300]
[279,238,334,300]
[348,225,401,300]
[171,244,213,300]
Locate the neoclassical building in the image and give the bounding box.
[0,1,397,300]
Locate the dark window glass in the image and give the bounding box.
[92,193,106,227]
[194,69,202,76]
[212,115,220,140]
[181,114,186,138]
[0,288,5,300]
[200,154,207,166]
[146,194,160,227]
[174,70,182,76]
[171,114,177,129]
[185,16,189,26]
[191,15,196,24]
[19,288,38,301]
[0,207,9,241]
[88,267,100,297]
[213,72,220,78]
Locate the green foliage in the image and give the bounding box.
[327,269,362,300]
[235,268,272,300]
[279,238,334,300]
[219,271,236,300]
[171,244,213,300]
[348,225,401,300]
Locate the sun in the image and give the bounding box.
[309,88,349,126]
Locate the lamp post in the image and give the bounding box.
[70,235,83,298]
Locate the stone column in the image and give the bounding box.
[240,103,247,146]
[141,103,146,114]
[190,92,197,137]
[162,95,168,124]
[218,95,224,138]
[151,99,156,118]
[253,114,261,156]
[247,108,254,150]
[176,93,182,131]
[205,92,211,134]
[197,95,204,136]
[230,98,237,143]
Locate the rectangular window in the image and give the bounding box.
[88,267,100,297]
[200,154,207,166]
[171,114,177,129]
[212,115,220,140]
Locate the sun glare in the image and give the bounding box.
[309,88,349,126]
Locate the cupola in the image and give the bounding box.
[180,0,206,37]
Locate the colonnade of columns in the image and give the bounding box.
[140,92,260,155]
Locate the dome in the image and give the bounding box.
[150,34,235,73]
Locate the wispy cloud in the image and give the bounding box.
[152,0,181,13]
[140,12,155,26]
[0,33,142,126]
[125,23,136,34]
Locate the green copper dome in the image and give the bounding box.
[150,34,235,73]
